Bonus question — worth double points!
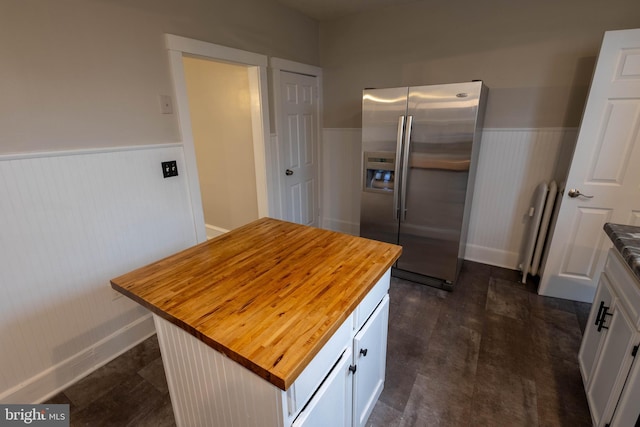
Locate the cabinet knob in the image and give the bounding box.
[359,348,368,357]
[348,364,357,374]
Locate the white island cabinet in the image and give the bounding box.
[154,270,391,427]
[111,219,401,427]
[293,288,390,427]
[579,249,640,427]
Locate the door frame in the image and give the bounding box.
[166,34,272,243]
[269,58,323,225]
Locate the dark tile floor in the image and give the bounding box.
[47,261,592,426]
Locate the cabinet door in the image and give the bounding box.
[587,295,637,426]
[353,295,389,427]
[292,347,353,427]
[610,348,640,427]
[579,274,615,386]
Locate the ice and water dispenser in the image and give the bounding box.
[363,151,395,193]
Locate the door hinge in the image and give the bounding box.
[632,344,639,358]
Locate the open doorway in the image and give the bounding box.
[165,35,272,243]
[182,57,258,238]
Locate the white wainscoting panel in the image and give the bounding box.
[153,315,284,427]
[466,128,577,268]
[320,128,577,270]
[321,128,362,235]
[0,144,197,403]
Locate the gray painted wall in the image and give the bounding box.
[319,0,640,128]
[0,0,318,154]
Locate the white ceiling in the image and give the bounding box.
[275,0,422,21]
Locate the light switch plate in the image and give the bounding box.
[162,160,178,178]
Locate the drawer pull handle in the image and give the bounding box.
[595,301,606,326]
[597,304,613,332]
[360,348,368,357]
[348,364,357,374]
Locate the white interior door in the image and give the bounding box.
[539,28,640,302]
[278,71,319,227]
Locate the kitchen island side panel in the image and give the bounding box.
[153,315,285,427]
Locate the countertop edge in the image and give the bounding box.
[603,222,640,282]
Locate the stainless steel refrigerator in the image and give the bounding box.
[360,81,488,290]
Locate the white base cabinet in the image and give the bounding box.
[353,295,389,427]
[296,295,389,427]
[579,249,640,427]
[292,348,354,427]
[609,354,640,426]
[154,269,391,427]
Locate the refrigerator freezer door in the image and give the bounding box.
[360,87,408,245]
[396,82,482,282]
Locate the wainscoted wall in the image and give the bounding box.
[466,128,577,268]
[0,129,577,402]
[321,128,578,270]
[321,129,363,235]
[0,144,197,403]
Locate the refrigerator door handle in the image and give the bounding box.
[393,115,405,220]
[400,115,413,222]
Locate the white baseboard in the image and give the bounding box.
[464,244,520,270]
[0,314,156,404]
[538,275,596,303]
[205,224,229,240]
[321,218,359,236]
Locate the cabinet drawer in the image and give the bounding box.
[286,314,352,422]
[291,347,353,427]
[354,269,390,332]
[605,249,640,328]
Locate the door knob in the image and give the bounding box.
[285,169,293,176]
[567,188,593,199]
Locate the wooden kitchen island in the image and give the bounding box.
[111,218,401,427]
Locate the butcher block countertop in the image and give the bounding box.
[111,218,402,390]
